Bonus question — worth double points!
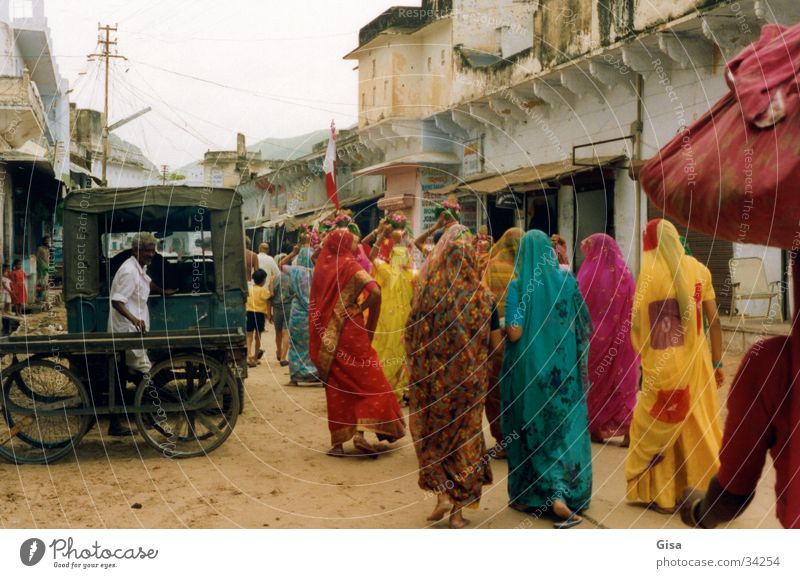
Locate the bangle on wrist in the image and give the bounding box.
[713,360,723,369]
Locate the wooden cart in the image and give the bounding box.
[0,186,249,464]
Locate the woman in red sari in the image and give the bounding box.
[309,228,406,457]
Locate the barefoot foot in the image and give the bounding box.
[449,507,469,529]
[353,433,379,458]
[427,496,452,521]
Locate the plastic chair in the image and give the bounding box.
[729,257,782,321]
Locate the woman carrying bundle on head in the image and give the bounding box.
[414,198,461,260]
[279,230,320,386]
[309,219,406,458]
[370,213,414,403]
[406,223,494,529]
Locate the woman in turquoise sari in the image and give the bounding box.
[282,244,319,385]
[501,230,593,528]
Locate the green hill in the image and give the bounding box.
[248,129,330,161]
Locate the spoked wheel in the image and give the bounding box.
[0,359,92,464]
[134,354,239,458]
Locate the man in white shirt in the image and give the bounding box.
[257,242,280,281]
[107,233,159,436]
[110,232,179,375]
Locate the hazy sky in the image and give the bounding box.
[42,0,399,170]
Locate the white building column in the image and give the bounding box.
[614,169,639,274]
[558,185,574,266]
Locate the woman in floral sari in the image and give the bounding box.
[502,230,592,528]
[371,239,414,403]
[483,227,523,455]
[406,224,494,529]
[625,219,723,512]
[309,229,406,457]
[281,244,319,385]
[576,233,639,445]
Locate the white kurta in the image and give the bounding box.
[109,255,152,373]
[257,253,281,280]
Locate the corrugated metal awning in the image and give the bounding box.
[430,156,626,195]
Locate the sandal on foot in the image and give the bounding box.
[353,436,379,458]
[326,446,346,458]
[554,513,583,529]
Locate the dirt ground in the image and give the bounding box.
[0,316,782,529]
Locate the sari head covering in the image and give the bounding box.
[285,245,318,382]
[309,229,365,380]
[406,225,494,508]
[551,233,570,268]
[486,227,523,317]
[372,244,414,401]
[292,246,313,268]
[501,229,593,511]
[626,218,721,510]
[416,223,471,293]
[309,228,406,445]
[475,225,492,273]
[576,233,639,440]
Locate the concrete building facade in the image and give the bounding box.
[348,0,800,317]
[0,0,71,298]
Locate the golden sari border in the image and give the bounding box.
[315,271,372,381]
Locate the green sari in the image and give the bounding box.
[501,230,593,512]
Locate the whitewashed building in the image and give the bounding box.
[348,0,800,318]
[0,0,71,296]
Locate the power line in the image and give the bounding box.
[127,58,357,109]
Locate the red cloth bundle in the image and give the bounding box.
[641,23,800,249]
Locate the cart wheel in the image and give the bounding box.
[0,359,92,464]
[134,354,239,458]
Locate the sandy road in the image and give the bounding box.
[0,322,781,529]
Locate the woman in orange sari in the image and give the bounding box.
[309,228,406,457]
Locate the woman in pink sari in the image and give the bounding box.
[576,233,639,445]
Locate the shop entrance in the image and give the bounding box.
[525,190,558,236]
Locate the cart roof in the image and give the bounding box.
[64,185,242,213]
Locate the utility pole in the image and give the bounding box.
[161,165,169,185]
[88,24,126,186]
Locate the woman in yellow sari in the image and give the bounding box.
[483,227,523,453]
[625,219,724,512]
[371,237,414,403]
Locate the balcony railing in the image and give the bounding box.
[0,72,49,148]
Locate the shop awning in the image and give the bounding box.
[285,209,329,232]
[260,214,291,229]
[430,156,626,195]
[353,152,460,176]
